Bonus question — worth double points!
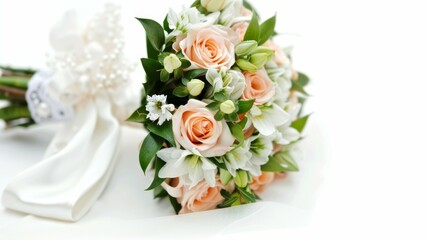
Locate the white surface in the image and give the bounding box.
[1,0,429,239]
[0,123,322,239]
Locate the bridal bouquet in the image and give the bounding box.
[130,0,310,214]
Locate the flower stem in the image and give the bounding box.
[0,76,30,89]
[0,85,27,100]
[0,65,36,77]
[0,105,31,121]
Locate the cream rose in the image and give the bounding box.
[264,40,290,66]
[242,69,275,105]
[231,21,249,41]
[172,99,235,157]
[179,179,234,214]
[176,25,238,70]
[249,172,275,193]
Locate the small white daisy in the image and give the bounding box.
[146,94,175,125]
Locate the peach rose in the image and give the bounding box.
[242,69,275,105]
[172,99,235,157]
[161,178,184,198]
[250,172,275,193]
[179,179,234,214]
[231,21,249,41]
[176,25,238,70]
[264,40,290,66]
[275,172,288,180]
[241,7,253,17]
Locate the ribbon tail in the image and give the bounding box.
[2,97,120,221]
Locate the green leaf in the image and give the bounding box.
[190,0,200,7]
[218,196,239,208]
[297,72,310,87]
[214,111,224,121]
[276,152,299,171]
[206,101,220,111]
[173,68,183,80]
[139,133,164,173]
[228,122,244,144]
[160,69,170,82]
[141,58,163,96]
[261,156,286,172]
[209,157,227,170]
[136,18,165,53]
[239,117,248,129]
[127,106,147,123]
[224,112,239,122]
[237,187,256,203]
[146,36,158,60]
[146,156,167,190]
[261,151,299,172]
[291,80,309,96]
[220,189,231,199]
[258,15,276,44]
[147,120,176,147]
[173,86,189,97]
[153,185,168,199]
[243,12,260,42]
[169,195,182,214]
[291,114,311,133]
[183,69,207,80]
[297,97,306,117]
[237,99,255,114]
[213,92,227,102]
[180,59,191,69]
[163,14,173,34]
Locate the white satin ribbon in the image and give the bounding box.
[1,4,140,221]
[2,96,120,221]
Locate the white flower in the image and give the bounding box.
[265,61,293,108]
[186,79,205,96]
[273,124,300,145]
[205,68,224,95]
[219,0,250,27]
[224,69,246,100]
[163,54,182,73]
[205,67,245,100]
[157,148,217,187]
[220,100,235,114]
[242,135,274,176]
[224,142,252,176]
[201,0,230,12]
[248,104,290,136]
[167,7,219,40]
[146,94,175,125]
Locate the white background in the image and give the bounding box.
[1,0,429,239]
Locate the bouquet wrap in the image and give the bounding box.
[1,4,140,221]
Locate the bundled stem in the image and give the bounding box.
[0,85,27,100]
[0,76,30,89]
[0,105,31,121]
[0,66,35,128]
[0,65,36,77]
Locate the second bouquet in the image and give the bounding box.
[130,0,311,214]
